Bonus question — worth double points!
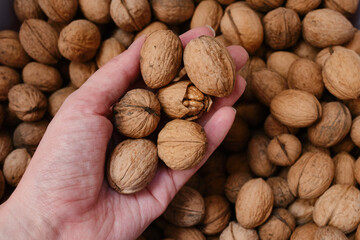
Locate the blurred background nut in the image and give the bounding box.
[315,46,346,67]
[224,172,252,203]
[58,20,101,62]
[332,136,355,154]
[351,116,360,147]
[264,114,298,138]
[199,195,231,235]
[3,148,31,187]
[164,225,205,240]
[163,186,205,227]
[22,62,63,92]
[292,41,320,60]
[222,116,250,153]
[236,178,274,228]
[8,83,47,122]
[287,152,334,199]
[288,198,317,225]
[225,153,250,175]
[0,66,20,101]
[314,226,348,240]
[96,37,125,68]
[111,28,135,48]
[302,142,331,155]
[190,0,223,31]
[290,223,318,240]
[198,150,226,176]
[69,61,97,88]
[258,208,296,240]
[355,158,360,185]
[37,0,78,23]
[285,0,321,15]
[0,130,13,165]
[219,221,258,240]
[346,29,360,54]
[110,0,151,32]
[324,0,360,16]
[48,86,76,117]
[135,22,168,40]
[151,0,195,25]
[13,0,45,22]
[267,51,299,79]
[267,177,295,208]
[203,172,227,196]
[107,139,158,194]
[0,30,30,68]
[263,8,301,50]
[267,134,301,166]
[234,103,267,127]
[287,59,324,98]
[345,98,360,117]
[79,0,111,24]
[333,152,356,185]
[220,7,263,53]
[113,89,160,139]
[245,0,284,12]
[19,19,61,64]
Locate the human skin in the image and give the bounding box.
[0,27,248,240]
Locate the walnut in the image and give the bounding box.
[267,51,299,79]
[157,80,212,120]
[22,62,63,92]
[302,142,331,155]
[48,86,76,117]
[290,223,318,240]
[245,0,284,12]
[37,0,78,23]
[315,46,346,67]
[332,136,355,154]
[264,114,298,138]
[184,36,235,97]
[324,0,359,15]
[223,116,250,152]
[287,152,334,199]
[346,30,360,54]
[107,139,158,194]
[0,130,13,165]
[215,35,232,48]
[266,177,295,208]
[0,30,30,68]
[8,83,47,122]
[308,102,352,147]
[333,152,356,185]
[111,28,134,48]
[267,134,301,167]
[96,38,125,68]
[220,7,263,53]
[58,20,101,62]
[13,120,49,154]
[190,0,223,32]
[134,22,168,40]
[164,225,205,240]
[355,157,360,185]
[13,0,45,22]
[157,119,207,170]
[286,0,322,15]
[288,199,317,225]
[163,186,205,227]
[314,226,348,240]
[259,208,296,240]
[302,9,356,48]
[151,0,195,25]
[313,185,360,233]
[69,61,97,88]
[140,30,183,89]
[224,172,252,203]
[0,66,20,101]
[351,116,360,147]
[292,40,320,60]
[113,89,160,138]
[19,19,61,64]
[199,195,231,235]
[79,0,111,24]
[3,148,31,187]
[219,221,259,240]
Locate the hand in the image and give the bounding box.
[0,27,248,240]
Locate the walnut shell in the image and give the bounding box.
[314,226,348,240]
[322,48,360,100]
[235,178,274,229]
[245,0,284,12]
[157,80,212,120]
[222,113,250,153]
[3,148,31,187]
[266,177,295,208]
[19,19,60,64]
[151,0,195,25]
[267,51,299,79]
[219,221,259,240]
[58,20,101,62]
[220,7,263,53]
[113,89,160,138]
[69,61,97,88]
[8,83,47,122]
[190,0,223,32]
[0,30,30,68]
[14,0,45,22]
[264,114,298,138]
[134,22,168,40]
[111,28,135,48]
[292,40,320,60]
[79,0,111,24]
[356,223,360,240]
[302,9,356,48]
[267,134,302,167]
[248,134,276,177]
[285,0,321,15]
[308,102,352,147]
[164,225,206,240]
[110,0,151,32]
[107,139,158,194]
[163,186,205,227]
[287,152,334,199]
[313,184,360,234]
[259,208,296,240]
[332,136,355,154]
[37,0,78,23]
[288,198,317,225]
[0,66,20,101]
[346,30,360,55]
[199,195,231,235]
[250,68,288,106]
[351,116,360,147]
[158,119,207,170]
[140,30,182,89]
[270,89,322,128]
[0,130,13,165]
[217,0,236,4]
[48,86,76,117]
[184,36,235,97]
[287,58,324,98]
[22,62,63,92]
[333,152,356,186]
[13,120,49,154]
[224,172,252,203]
[324,0,359,15]
[215,35,232,48]
[302,142,331,156]
[263,8,301,50]
[315,46,346,67]
[96,38,125,68]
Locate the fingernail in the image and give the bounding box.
[232,107,237,114]
[205,25,216,37]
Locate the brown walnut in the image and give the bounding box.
[351,116,360,147]
[111,28,134,48]
[333,152,356,186]
[190,0,223,32]
[224,172,252,203]
[3,148,31,187]
[134,22,168,40]
[164,225,205,240]
[324,0,359,15]
[293,40,320,60]
[96,38,125,68]
[151,0,195,25]
[69,61,97,88]
[219,221,259,240]
[245,0,284,12]
[288,198,317,225]
[314,226,348,240]
[48,86,76,117]
[286,0,321,15]
[267,134,302,167]
[13,0,45,22]
[0,66,20,101]
[290,223,318,240]
[346,30,360,54]
[266,177,295,208]
[267,51,299,79]
[264,114,298,138]
[0,30,30,68]
[79,0,111,24]
[0,130,13,165]
[37,0,78,23]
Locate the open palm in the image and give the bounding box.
[2,27,248,240]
